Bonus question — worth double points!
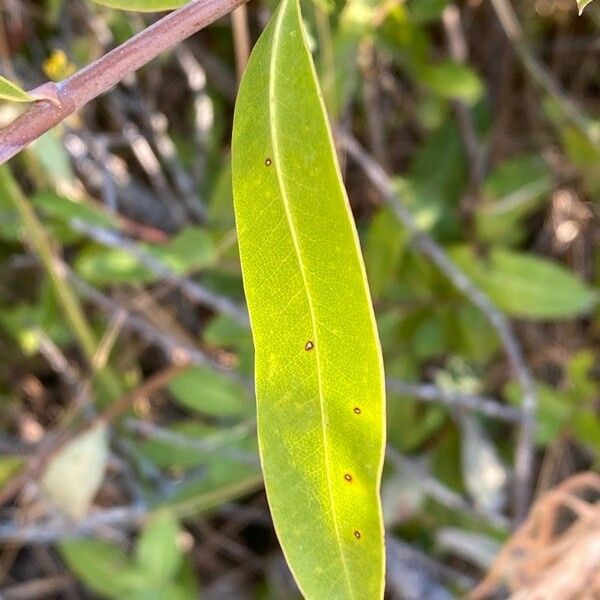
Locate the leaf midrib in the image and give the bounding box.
[268,2,354,596]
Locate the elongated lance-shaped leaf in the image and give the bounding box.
[232,0,386,597]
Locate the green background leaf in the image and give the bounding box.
[420,61,484,104]
[136,511,183,583]
[232,0,386,597]
[0,76,32,102]
[168,366,252,418]
[450,247,597,319]
[60,539,136,599]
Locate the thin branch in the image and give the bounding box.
[386,447,510,530]
[387,380,522,423]
[67,269,223,371]
[489,0,599,148]
[124,418,259,466]
[341,132,536,524]
[0,0,249,164]
[1,575,74,600]
[71,220,250,327]
[0,505,147,544]
[98,364,189,424]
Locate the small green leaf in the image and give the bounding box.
[75,227,214,285]
[169,366,251,418]
[475,154,551,245]
[232,0,386,597]
[420,61,484,104]
[31,191,117,230]
[136,511,183,583]
[365,206,408,301]
[41,424,109,520]
[91,0,187,11]
[60,539,135,599]
[62,520,195,599]
[30,131,75,188]
[505,381,571,446]
[450,246,597,319]
[0,76,32,103]
[577,0,594,14]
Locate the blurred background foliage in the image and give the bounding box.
[0,0,599,597]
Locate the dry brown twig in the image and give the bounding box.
[472,472,600,600]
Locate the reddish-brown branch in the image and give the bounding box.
[0,0,248,165]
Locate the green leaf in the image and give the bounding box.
[560,126,600,193]
[30,131,75,188]
[136,511,183,583]
[231,0,386,597]
[0,76,32,103]
[475,154,551,245]
[162,463,262,517]
[31,191,117,242]
[60,539,135,599]
[505,381,571,446]
[577,0,594,14]
[91,0,187,11]
[169,366,251,418]
[41,424,109,520]
[364,206,408,301]
[420,61,484,105]
[75,227,214,285]
[62,521,196,600]
[450,246,597,319]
